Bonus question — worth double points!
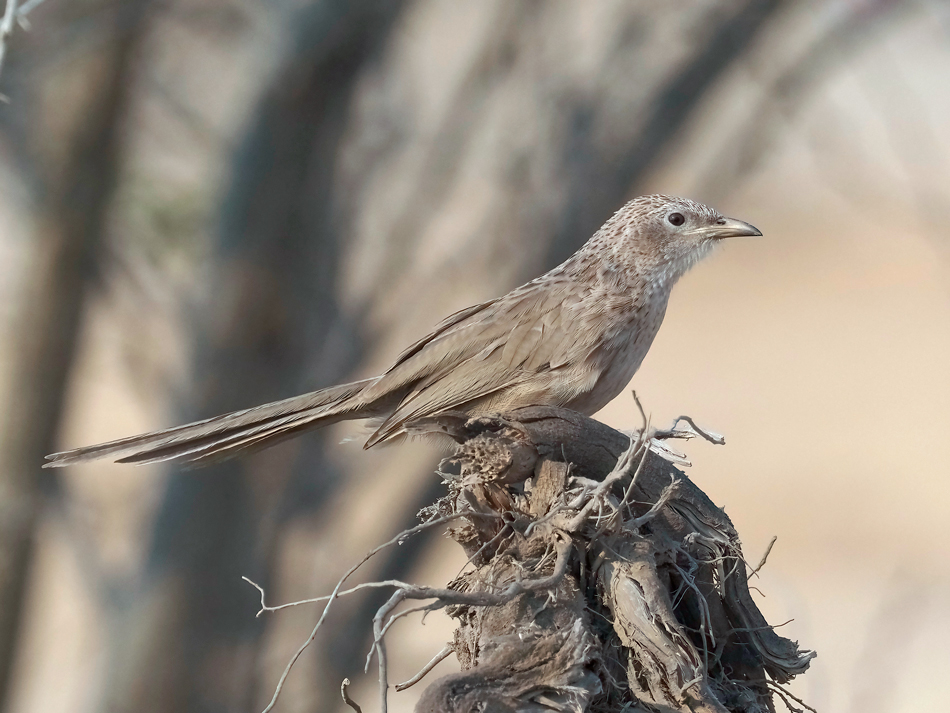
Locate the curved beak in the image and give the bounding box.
[705,217,762,239]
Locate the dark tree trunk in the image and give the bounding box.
[102,3,406,712]
[0,1,148,708]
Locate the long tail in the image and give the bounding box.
[44,378,378,468]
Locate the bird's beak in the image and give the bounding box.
[703,217,762,239]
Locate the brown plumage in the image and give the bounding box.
[44,195,760,468]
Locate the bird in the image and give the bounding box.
[44,194,760,468]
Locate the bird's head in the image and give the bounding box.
[599,194,762,286]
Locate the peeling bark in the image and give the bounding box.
[413,408,814,713]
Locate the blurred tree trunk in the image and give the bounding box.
[0,1,147,709]
[545,0,786,266]
[102,3,406,712]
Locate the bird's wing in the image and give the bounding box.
[389,299,499,366]
[360,276,596,445]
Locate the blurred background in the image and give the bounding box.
[0,0,948,711]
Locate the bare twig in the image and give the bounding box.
[366,602,441,672]
[768,679,818,713]
[675,674,704,698]
[631,389,648,426]
[654,415,726,445]
[749,535,778,579]
[614,391,654,485]
[617,432,654,514]
[15,0,46,29]
[524,497,568,536]
[340,678,362,713]
[627,475,679,530]
[566,428,646,532]
[394,644,454,692]
[588,442,651,542]
[256,512,497,713]
[0,0,20,92]
[243,577,441,616]
[578,395,654,541]
[453,523,512,577]
[672,561,714,667]
[244,512,493,616]
[728,619,794,635]
[770,687,803,713]
[370,536,574,713]
[703,616,796,673]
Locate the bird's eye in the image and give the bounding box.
[668,212,685,227]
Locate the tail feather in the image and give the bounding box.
[115,409,339,466]
[44,378,376,467]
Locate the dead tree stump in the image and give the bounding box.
[410,407,814,713]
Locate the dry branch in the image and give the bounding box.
[410,407,814,713]
[253,406,814,713]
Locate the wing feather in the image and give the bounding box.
[360,277,602,446]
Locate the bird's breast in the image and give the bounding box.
[563,288,670,415]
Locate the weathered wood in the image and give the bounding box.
[414,407,814,713]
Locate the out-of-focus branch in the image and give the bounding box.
[693,0,911,203]
[0,0,19,90]
[546,0,789,267]
[0,0,42,89]
[0,0,148,707]
[14,0,47,29]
